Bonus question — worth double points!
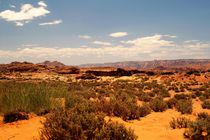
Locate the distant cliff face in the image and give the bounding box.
[80,59,210,70]
[38,61,65,67]
[0,61,79,74]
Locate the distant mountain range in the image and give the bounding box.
[37,61,65,67]
[80,59,210,70]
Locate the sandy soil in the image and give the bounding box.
[0,116,44,140]
[109,109,186,140]
[0,110,185,140]
[0,104,208,140]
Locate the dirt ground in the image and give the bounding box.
[109,109,185,140]
[0,116,44,140]
[0,110,185,140]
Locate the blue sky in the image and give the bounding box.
[0,0,210,65]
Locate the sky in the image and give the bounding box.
[0,0,210,65]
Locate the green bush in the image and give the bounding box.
[138,103,151,117]
[184,119,210,140]
[40,109,137,140]
[111,99,140,121]
[175,99,192,114]
[202,100,210,109]
[96,121,137,140]
[166,98,178,109]
[197,112,210,121]
[136,92,152,102]
[149,97,168,112]
[174,94,191,100]
[169,117,191,129]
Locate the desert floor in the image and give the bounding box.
[0,110,186,140]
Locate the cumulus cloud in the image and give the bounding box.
[38,1,47,7]
[0,34,209,64]
[9,5,16,8]
[93,41,112,46]
[110,32,128,38]
[39,20,62,26]
[0,2,50,26]
[123,34,175,52]
[79,35,92,39]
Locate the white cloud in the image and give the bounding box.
[0,34,209,64]
[93,41,112,46]
[16,22,24,26]
[9,5,16,8]
[38,1,47,7]
[22,44,38,47]
[110,32,128,38]
[163,34,177,38]
[79,35,92,39]
[0,2,50,26]
[123,34,175,52]
[39,20,62,26]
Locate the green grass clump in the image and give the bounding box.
[0,81,68,115]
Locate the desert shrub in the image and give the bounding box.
[159,88,170,98]
[40,109,104,140]
[147,92,156,97]
[202,92,210,100]
[166,98,178,109]
[136,92,152,102]
[191,94,197,99]
[138,103,151,117]
[149,97,168,112]
[169,117,191,129]
[96,121,137,140]
[202,100,210,109]
[97,96,140,121]
[199,96,207,102]
[112,99,139,121]
[175,99,193,114]
[40,109,137,140]
[197,112,210,121]
[3,111,29,123]
[152,86,170,98]
[174,94,191,100]
[184,119,210,140]
[65,94,87,109]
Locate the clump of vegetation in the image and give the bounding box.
[40,109,137,140]
[136,92,152,102]
[169,117,191,129]
[149,97,168,112]
[166,98,178,109]
[3,111,29,123]
[202,100,210,109]
[174,94,191,100]
[109,98,140,121]
[169,112,210,140]
[0,81,68,115]
[197,112,210,120]
[175,99,193,114]
[96,122,138,140]
[138,103,151,117]
[184,113,210,140]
